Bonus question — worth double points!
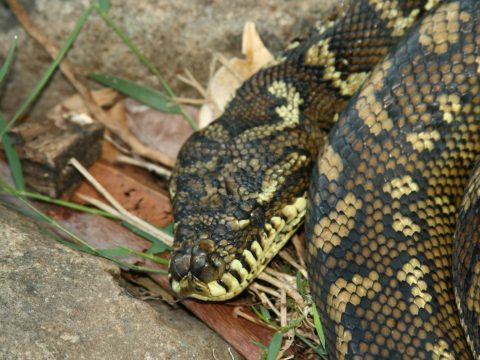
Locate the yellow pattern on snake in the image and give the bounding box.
[169,0,480,358]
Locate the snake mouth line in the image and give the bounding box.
[169,196,308,301]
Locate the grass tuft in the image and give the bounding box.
[89,73,181,114]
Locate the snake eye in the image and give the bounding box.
[250,207,265,227]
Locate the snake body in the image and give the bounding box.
[169,0,480,358]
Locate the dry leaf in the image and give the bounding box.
[198,22,273,128]
[124,98,198,160]
[48,88,120,125]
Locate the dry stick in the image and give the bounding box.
[7,0,175,167]
[77,193,174,247]
[250,282,281,298]
[227,347,236,360]
[280,288,288,328]
[215,52,245,82]
[296,328,322,343]
[233,307,277,330]
[277,329,296,360]
[292,235,307,269]
[104,134,132,154]
[279,250,308,279]
[258,272,305,307]
[173,97,207,105]
[69,158,173,247]
[116,155,172,179]
[177,69,208,98]
[10,1,319,353]
[260,292,282,319]
[266,267,297,284]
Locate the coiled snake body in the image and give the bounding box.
[169,0,480,358]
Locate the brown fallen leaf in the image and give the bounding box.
[198,22,274,128]
[72,162,172,227]
[124,98,198,160]
[47,88,121,126]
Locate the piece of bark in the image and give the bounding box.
[7,116,104,197]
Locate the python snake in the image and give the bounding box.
[169,0,480,358]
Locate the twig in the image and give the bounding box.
[250,282,281,298]
[227,347,236,360]
[7,0,176,167]
[266,268,296,284]
[173,97,207,106]
[280,288,287,328]
[277,329,295,360]
[233,307,277,330]
[295,328,321,344]
[104,133,132,154]
[260,291,282,319]
[69,158,173,247]
[279,250,308,279]
[258,272,304,307]
[215,52,245,82]
[116,155,172,179]
[177,69,208,98]
[292,234,306,269]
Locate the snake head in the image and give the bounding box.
[168,207,267,301]
[169,234,228,299]
[168,189,308,301]
[167,102,316,300]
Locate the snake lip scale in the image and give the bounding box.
[169,0,480,358]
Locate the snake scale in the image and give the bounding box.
[168,0,480,358]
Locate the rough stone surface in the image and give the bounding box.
[0,0,337,119]
[0,203,239,360]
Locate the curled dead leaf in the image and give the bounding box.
[198,22,273,128]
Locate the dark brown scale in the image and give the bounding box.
[170,0,429,300]
[306,0,479,358]
[454,162,480,357]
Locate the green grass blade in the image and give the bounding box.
[252,304,272,323]
[146,241,169,255]
[121,220,172,253]
[53,234,98,255]
[0,113,25,191]
[97,0,110,12]
[0,185,169,273]
[279,316,304,332]
[89,73,181,113]
[96,246,138,257]
[312,301,327,350]
[160,222,174,235]
[96,246,168,265]
[0,35,17,84]
[295,332,328,359]
[266,331,283,360]
[296,271,306,296]
[91,5,198,131]
[20,190,117,218]
[0,5,94,138]
[251,340,268,351]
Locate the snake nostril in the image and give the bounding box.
[169,252,191,281]
[190,252,207,276]
[192,253,226,283]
